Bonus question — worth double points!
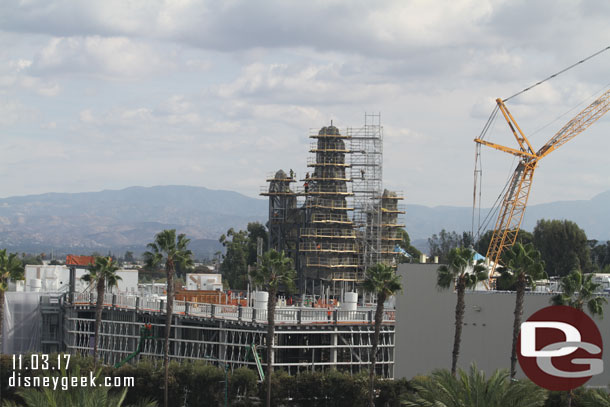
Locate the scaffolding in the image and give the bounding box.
[300,124,360,288]
[379,190,406,264]
[260,115,407,294]
[348,114,384,271]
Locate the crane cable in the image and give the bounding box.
[472,105,499,240]
[503,45,610,102]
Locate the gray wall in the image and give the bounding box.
[395,264,610,386]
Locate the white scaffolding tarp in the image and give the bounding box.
[2,292,41,354]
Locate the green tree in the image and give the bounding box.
[428,230,478,263]
[123,251,135,263]
[81,256,122,367]
[437,247,488,376]
[250,249,296,407]
[19,253,43,266]
[589,240,610,272]
[219,228,249,289]
[362,263,403,407]
[246,222,269,265]
[220,223,269,290]
[497,243,547,378]
[533,219,592,276]
[397,228,422,261]
[428,229,461,262]
[403,363,547,407]
[229,367,259,405]
[143,230,193,407]
[475,229,533,258]
[0,249,24,350]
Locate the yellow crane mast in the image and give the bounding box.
[475,88,610,283]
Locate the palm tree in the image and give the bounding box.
[551,270,607,315]
[551,269,607,407]
[437,247,488,376]
[250,249,296,407]
[143,230,193,407]
[362,263,402,407]
[81,256,122,367]
[497,243,547,379]
[403,363,547,407]
[577,388,610,407]
[0,249,24,350]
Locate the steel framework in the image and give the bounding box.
[348,114,384,270]
[60,292,396,378]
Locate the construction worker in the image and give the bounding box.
[304,181,309,193]
[289,169,294,179]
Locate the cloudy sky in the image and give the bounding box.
[1,0,609,208]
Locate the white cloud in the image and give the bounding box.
[1,0,609,207]
[79,109,97,124]
[20,75,60,96]
[216,62,401,106]
[31,36,168,78]
[0,100,32,125]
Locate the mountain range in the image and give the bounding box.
[407,189,610,251]
[0,185,608,258]
[0,186,267,259]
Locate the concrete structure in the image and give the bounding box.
[24,264,139,294]
[395,263,610,386]
[61,292,395,377]
[3,290,396,378]
[185,273,222,291]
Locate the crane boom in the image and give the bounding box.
[537,89,610,159]
[476,88,610,282]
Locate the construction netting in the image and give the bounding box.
[2,292,41,354]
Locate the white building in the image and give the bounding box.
[185,273,222,291]
[24,264,138,294]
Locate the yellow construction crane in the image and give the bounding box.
[475,88,610,282]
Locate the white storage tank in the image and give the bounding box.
[341,292,358,311]
[254,291,269,309]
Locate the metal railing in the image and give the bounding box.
[305,257,361,268]
[307,157,351,167]
[303,199,353,211]
[299,242,358,253]
[300,227,357,239]
[70,292,395,325]
[311,213,353,223]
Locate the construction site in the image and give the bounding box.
[3,115,402,380]
[261,114,405,297]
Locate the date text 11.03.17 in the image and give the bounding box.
[12,354,71,371]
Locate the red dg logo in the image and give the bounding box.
[518,305,604,391]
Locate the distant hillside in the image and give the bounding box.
[1,185,608,258]
[0,185,267,259]
[406,190,610,252]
